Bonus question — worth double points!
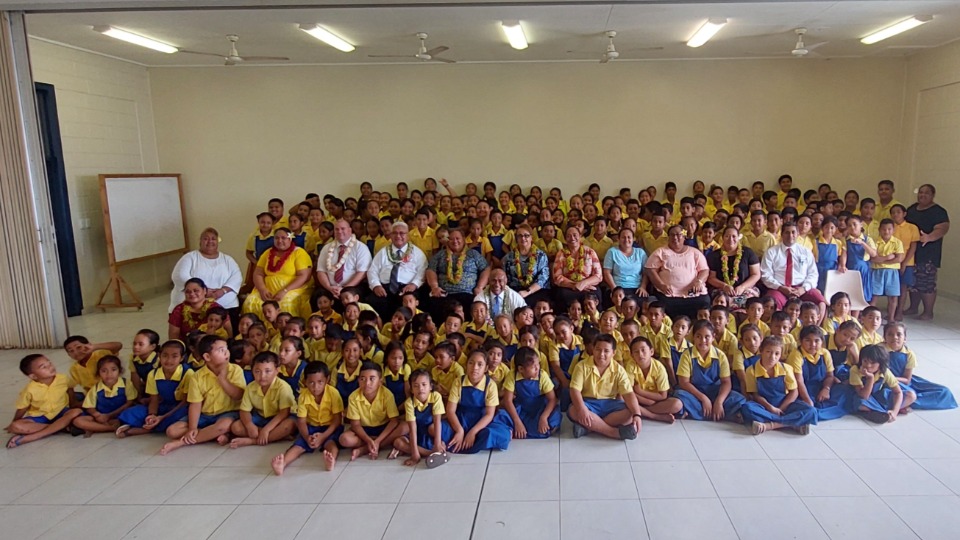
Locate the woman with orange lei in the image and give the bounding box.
[551,225,603,309]
[168,277,232,340]
[424,229,490,321]
[241,228,314,320]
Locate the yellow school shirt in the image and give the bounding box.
[404,391,445,422]
[773,332,798,362]
[346,386,400,427]
[584,234,615,262]
[535,238,563,260]
[876,199,902,221]
[487,362,511,389]
[739,319,771,338]
[849,365,898,389]
[894,221,920,266]
[855,329,884,350]
[408,351,436,371]
[449,375,500,406]
[334,362,361,389]
[742,230,778,260]
[129,352,157,382]
[796,234,815,253]
[624,359,670,393]
[786,348,834,375]
[297,388,344,427]
[872,237,904,270]
[432,362,465,394]
[812,236,844,261]
[384,363,411,389]
[83,378,137,409]
[409,226,439,257]
[245,232,273,253]
[641,323,672,346]
[68,349,112,391]
[305,337,326,363]
[240,377,297,418]
[15,374,71,419]
[730,347,760,373]
[547,335,584,367]
[362,348,384,366]
[374,235,392,256]
[199,324,229,339]
[315,349,343,372]
[641,231,669,255]
[312,309,343,326]
[187,364,247,415]
[715,329,740,363]
[822,315,858,337]
[485,224,515,249]
[464,321,495,344]
[466,235,493,255]
[677,346,731,379]
[890,346,918,371]
[864,221,881,243]
[145,365,192,400]
[569,358,633,400]
[271,215,290,232]
[501,369,555,395]
[380,323,405,346]
[744,361,797,395]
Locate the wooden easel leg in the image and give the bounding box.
[95,275,118,310]
[96,268,144,310]
[117,274,143,308]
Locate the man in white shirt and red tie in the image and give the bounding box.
[317,219,372,300]
[760,222,827,320]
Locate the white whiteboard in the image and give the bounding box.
[100,175,187,264]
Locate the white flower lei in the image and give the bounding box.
[326,235,357,272]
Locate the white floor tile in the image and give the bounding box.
[809,414,874,430]
[122,504,236,540]
[209,443,286,467]
[166,467,268,504]
[722,497,828,540]
[755,429,837,459]
[846,459,952,496]
[15,467,133,505]
[0,468,63,504]
[481,463,559,501]
[90,466,202,505]
[39,505,155,540]
[73,437,159,468]
[879,424,960,458]
[489,437,559,464]
[626,424,699,461]
[296,503,395,540]
[915,409,960,430]
[384,502,475,540]
[473,501,560,540]
[642,498,738,540]
[703,460,796,497]
[560,462,638,500]
[916,458,960,494]
[140,442,226,468]
[243,466,343,504]
[775,460,873,497]
[633,460,716,499]
[0,505,78,539]
[686,427,767,460]
[209,504,315,540]
[5,435,110,467]
[559,435,628,462]
[560,499,647,539]
[816,429,908,459]
[401,463,486,503]
[885,495,960,540]
[802,496,918,539]
[322,464,413,503]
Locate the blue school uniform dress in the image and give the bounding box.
[787,349,850,421]
[252,234,275,260]
[335,362,361,411]
[845,234,873,302]
[730,346,761,395]
[129,352,158,388]
[404,391,445,449]
[504,370,561,439]
[118,365,191,431]
[668,338,692,377]
[888,347,957,410]
[84,378,136,415]
[740,362,818,427]
[673,346,746,422]
[242,367,255,384]
[442,375,512,453]
[383,364,411,408]
[847,365,905,414]
[487,227,509,261]
[815,237,841,292]
[279,360,307,399]
[827,334,853,382]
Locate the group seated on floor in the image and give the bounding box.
[6,176,955,474]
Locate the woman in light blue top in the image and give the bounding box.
[603,228,650,295]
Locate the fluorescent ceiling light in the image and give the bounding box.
[501,20,528,50]
[687,18,727,48]
[93,26,177,53]
[299,24,355,52]
[861,15,933,45]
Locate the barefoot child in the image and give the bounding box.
[625,337,683,423]
[273,362,343,474]
[848,344,915,424]
[339,362,404,460]
[160,336,246,455]
[72,356,138,436]
[129,329,159,399]
[884,322,957,410]
[501,346,562,439]
[674,320,746,422]
[6,355,83,448]
[228,352,297,448]
[444,350,513,452]
[567,334,643,439]
[116,340,192,438]
[392,369,449,467]
[741,336,817,435]
[787,325,849,421]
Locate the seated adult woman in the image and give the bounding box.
[644,224,710,319]
[241,228,314,320]
[552,225,603,308]
[706,225,761,310]
[602,227,649,297]
[169,228,243,328]
[502,224,551,307]
[424,228,490,320]
[168,278,230,340]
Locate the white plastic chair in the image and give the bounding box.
[823,269,869,311]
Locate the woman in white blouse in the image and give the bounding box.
[169,228,243,326]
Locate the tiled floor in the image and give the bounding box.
[4,294,960,539]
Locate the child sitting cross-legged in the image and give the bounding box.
[501,346,562,439]
[443,349,514,452]
[273,362,343,474]
[116,340,192,438]
[339,361,405,460]
[848,344,916,424]
[225,351,298,449]
[625,337,683,423]
[567,334,644,440]
[72,355,138,437]
[674,320,746,422]
[391,369,450,468]
[6,354,83,448]
[740,336,818,435]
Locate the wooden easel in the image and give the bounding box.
[95,266,143,310]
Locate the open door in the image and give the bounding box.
[34,82,82,316]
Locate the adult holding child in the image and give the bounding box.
[502,224,551,307]
[169,228,243,328]
[905,184,950,321]
[644,225,710,319]
[316,219,372,300]
[241,228,314,320]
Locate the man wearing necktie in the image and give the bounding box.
[317,219,372,300]
[760,222,827,320]
[474,269,527,324]
[366,222,428,317]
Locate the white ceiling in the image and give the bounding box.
[22,1,960,66]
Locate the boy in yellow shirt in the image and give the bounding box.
[227,352,298,448]
[871,219,905,323]
[6,354,84,448]
[272,362,344,474]
[409,209,439,258]
[63,335,123,395]
[339,361,404,460]
[567,334,643,439]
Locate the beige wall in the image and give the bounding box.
[29,38,178,311]
[149,58,906,263]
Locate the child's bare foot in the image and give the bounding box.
[6,435,24,448]
[159,439,184,455]
[216,434,231,446]
[115,425,131,439]
[646,412,675,424]
[271,454,285,476]
[323,449,337,471]
[350,447,362,461]
[751,421,768,435]
[900,407,912,415]
[229,437,254,449]
[387,448,400,460]
[82,431,93,439]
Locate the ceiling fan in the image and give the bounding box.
[601,30,619,63]
[179,34,290,66]
[743,27,828,58]
[368,32,455,63]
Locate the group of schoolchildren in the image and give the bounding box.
[6,176,956,473]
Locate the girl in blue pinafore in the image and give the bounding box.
[664,316,692,387]
[740,336,818,435]
[117,340,191,437]
[845,216,877,304]
[128,329,159,399]
[382,342,411,408]
[815,217,845,293]
[393,369,450,468]
[72,355,138,436]
[502,346,562,439]
[884,322,957,410]
[486,212,511,265]
[442,350,513,453]
[826,320,863,382]
[674,320,746,422]
[847,344,916,424]
[731,325,762,395]
[335,339,363,411]
[278,337,308,400]
[789,325,851,421]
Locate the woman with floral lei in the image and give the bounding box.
[552,225,603,308]
[503,224,551,308]
[425,228,490,322]
[241,228,314,320]
[706,226,762,311]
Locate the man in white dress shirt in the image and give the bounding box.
[474,269,527,321]
[317,219,372,299]
[366,221,428,316]
[760,222,826,318]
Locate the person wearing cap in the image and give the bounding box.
[366,221,427,317]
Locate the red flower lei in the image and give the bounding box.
[266,246,296,273]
